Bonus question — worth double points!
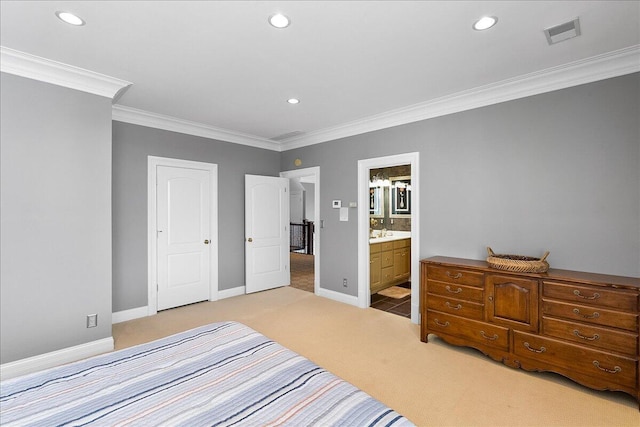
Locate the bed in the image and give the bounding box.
[0,321,413,426]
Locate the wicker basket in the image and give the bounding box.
[486,247,550,273]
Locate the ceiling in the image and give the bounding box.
[1,1,639,150]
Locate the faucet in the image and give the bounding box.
[370,218,378,237]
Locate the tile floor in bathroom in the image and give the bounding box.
[370,282,412,318]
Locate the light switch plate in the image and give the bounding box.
[332,200,341,208]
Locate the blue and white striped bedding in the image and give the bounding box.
[1,321,413,426]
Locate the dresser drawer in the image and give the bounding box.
[427,310,509,350]
[542,316,638,356]
[427,265,483,287]
[513,331,637,390]
[543,281,638,311]
[542,299,638,332]
[427,280,484,303]
[427,294,483,320]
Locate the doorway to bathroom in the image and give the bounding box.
[280,167,320,294]
[369,163,412,318]
[357,153,420,323]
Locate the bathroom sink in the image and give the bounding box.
[369,231,411,244]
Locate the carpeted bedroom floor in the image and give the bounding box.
[112,286,638,427]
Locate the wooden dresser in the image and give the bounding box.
[421,256,640,405]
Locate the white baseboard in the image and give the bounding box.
[318,287,359,307]
[218,286,245,299]
[0,337,114,381]
[112,306,149,323]
[112,288,245,325]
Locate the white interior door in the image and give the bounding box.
[245,175,289,293]
[157,165,211,310]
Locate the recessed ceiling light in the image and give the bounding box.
[473,16,497,31]
[287,98,300,105]
[55,11,85,26]
[269,13,290,29]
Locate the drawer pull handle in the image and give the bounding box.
[573,330,599,341]
[445,285,462,294]
[445,301,462,310]
[480,331,498,341]
[523,342,546,354]
[592,360,621,374]
[434,319,450,328]
[573,290,600,300]
[572,308,600,319]
[446,272,462,280]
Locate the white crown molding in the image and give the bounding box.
[112,105,281,151]
[279,45,640,151]
[0,46,132,100]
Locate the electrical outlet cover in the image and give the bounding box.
[86,314,98,328]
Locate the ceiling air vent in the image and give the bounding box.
[544,18,581,45]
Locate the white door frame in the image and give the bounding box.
[357,153,420,323]
[147,156,218,315]
[280,167,320,295]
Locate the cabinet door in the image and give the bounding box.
[381,250,394,269]
[486,274,539,332]
[394,248,410,279]
[370,252,381,291]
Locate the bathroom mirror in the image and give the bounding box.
[390,176,411,217]
[369,185,384,217]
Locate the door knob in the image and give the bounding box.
[247,238,253,242]
[204,239,210,244]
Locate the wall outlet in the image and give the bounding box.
[86,314,98,328]
[343,278,348,287]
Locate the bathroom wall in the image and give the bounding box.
[370,165,411,231]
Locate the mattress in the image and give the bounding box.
[1,321,414,426]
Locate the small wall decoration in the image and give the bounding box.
[369,187,383,216]
[390,176,411,216]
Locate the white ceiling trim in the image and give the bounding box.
[0,46,132,100]
[112,105,280,151]
[279,45,640,151]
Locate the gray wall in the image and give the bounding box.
[112,122,280,312]
[1,73,113,363]
[281,73,640,295]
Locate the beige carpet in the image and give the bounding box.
[112,287,638,426]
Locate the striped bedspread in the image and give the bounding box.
[1,321,413,426]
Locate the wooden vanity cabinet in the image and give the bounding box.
[393,239,411,281]
[421,256,640,406]
[370,247,382,290]
[370,238,410,294]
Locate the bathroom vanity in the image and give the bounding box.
[369,232,411,294]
